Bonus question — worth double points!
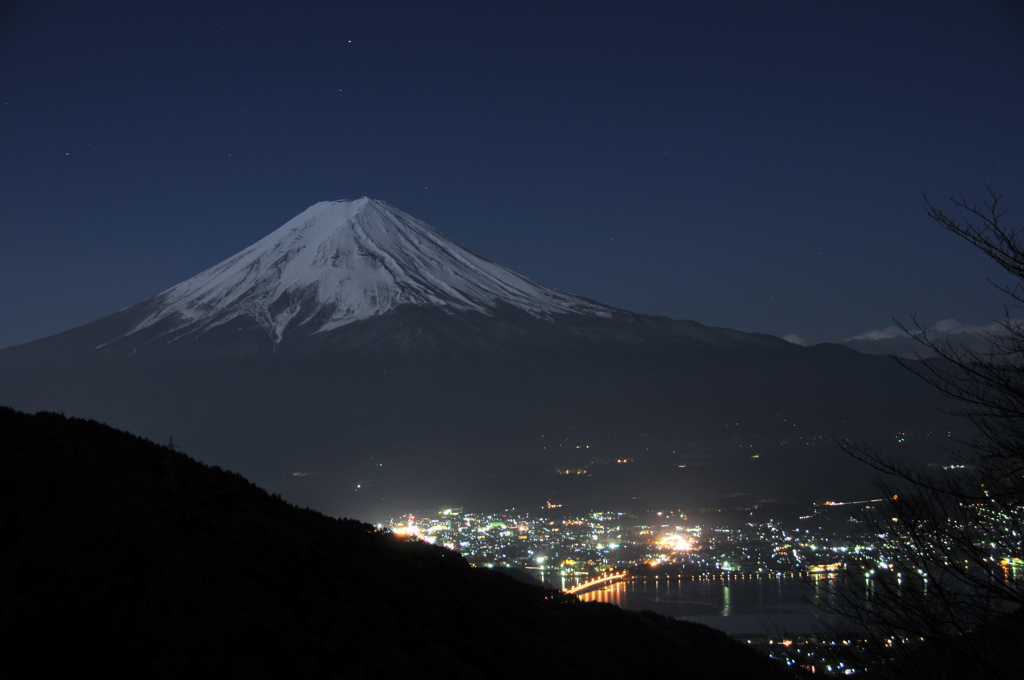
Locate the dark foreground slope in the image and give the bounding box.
[0,408,793,679]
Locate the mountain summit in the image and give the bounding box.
[127,198,614,346]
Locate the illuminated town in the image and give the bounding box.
[384,500,880,588]
[384,497,1021,676]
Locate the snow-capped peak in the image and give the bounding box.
[127,198,613,343]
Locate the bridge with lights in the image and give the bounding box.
[564,571,631,595]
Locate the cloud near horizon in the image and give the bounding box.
[838,318,1019,358]
[846,319,1006,343]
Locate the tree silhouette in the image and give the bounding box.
[826,188,1024,679]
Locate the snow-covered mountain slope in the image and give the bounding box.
[126,198,615,344]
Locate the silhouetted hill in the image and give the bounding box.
[0,408,795,678]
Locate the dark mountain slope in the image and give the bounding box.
[0,198,959,519]
[0,407,794,679]
[0,325,948,520]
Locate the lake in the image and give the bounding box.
[573,574,846,635]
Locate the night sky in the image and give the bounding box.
[2,0,1022,350]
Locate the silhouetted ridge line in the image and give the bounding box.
[0,407,794,679]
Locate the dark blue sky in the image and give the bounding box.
[2,0,1022,349]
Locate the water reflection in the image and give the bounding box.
[575,574,848,635]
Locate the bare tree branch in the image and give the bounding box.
[827,189,1024,679]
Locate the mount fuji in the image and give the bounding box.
[0,199,951,521]
[55,197,781,358]
[129,198,613,344]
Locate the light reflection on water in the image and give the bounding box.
[575,574,847,635]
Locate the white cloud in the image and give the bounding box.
[846,325,906,342]
[782,333,807,346]
[846,319,1007,343]
[841,319,1015,358]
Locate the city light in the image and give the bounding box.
[658,534,694,552]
